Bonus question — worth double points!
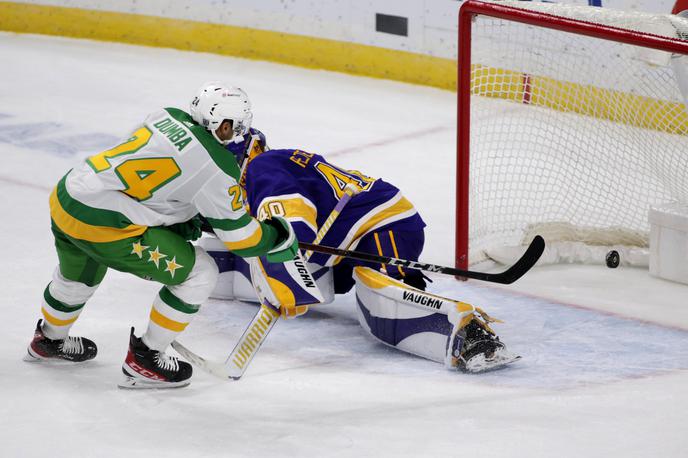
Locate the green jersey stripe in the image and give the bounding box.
[164,108,241,180]
[229,221,280,257]
[56,175,136,229]
[205,213,253,231]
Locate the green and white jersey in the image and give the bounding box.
[50,108,279,256]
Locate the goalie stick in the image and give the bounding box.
[304,184,359,261]
[172,302,280,380]
[299,235,545,285]
[171,185,360,380]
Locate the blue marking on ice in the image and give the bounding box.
[0,114,118,157]
[431,279,688,389]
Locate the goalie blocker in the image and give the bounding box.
[199,236,334,317]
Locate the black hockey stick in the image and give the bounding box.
[298,235,545,284]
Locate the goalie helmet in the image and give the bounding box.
[227,128,268,187]
[228,128,267,166]
[189,82,253,145]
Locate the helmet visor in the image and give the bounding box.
[232,112,253,140]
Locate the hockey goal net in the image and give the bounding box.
[457,0,688,269]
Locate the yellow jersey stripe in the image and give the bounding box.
[327,194,416,266]
[49,188,147,243]
[223,224,264,251]
[352,196,415,243]
[353,197,413,245]
[279,197,318,231]
[388,230,406,277]
[150,308,189,332]
[373,232,386,272]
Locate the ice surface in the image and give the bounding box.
[1,33,687,458]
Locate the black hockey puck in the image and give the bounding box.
[605,250,620,268]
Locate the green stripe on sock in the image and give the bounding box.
[159,287,200,314]
[43,285,85,313]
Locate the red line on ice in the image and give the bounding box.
[325,125,453,158]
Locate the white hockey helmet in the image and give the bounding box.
[189,82,253,145]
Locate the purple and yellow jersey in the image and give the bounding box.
[244,149,426,266]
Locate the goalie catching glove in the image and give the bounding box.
[264,216,299,263]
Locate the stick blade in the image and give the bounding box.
[171,341,241,380]
[498,235,546,284]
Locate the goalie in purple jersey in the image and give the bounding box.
[199,129,520,373]
[201,128,428,304]
[245,139,428,293]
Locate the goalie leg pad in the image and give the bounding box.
[354,267,518,372]
[199,236,256,301]
[353,267,474,364]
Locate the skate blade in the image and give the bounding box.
[464,349,521,374]
[23,349,43,362]
[118,376,190,390]
[22,347,88,364]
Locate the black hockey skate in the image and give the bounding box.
[453,318,520,373]
[119,328,192,389]
[24,319,97,363]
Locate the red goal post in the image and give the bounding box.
[455,0,688,271]
[674,1,688,15]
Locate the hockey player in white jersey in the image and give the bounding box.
[24,82,299,388]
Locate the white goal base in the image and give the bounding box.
[650,202,688,284]
[486,242,649,268]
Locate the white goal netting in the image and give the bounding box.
[464,1,688,266]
